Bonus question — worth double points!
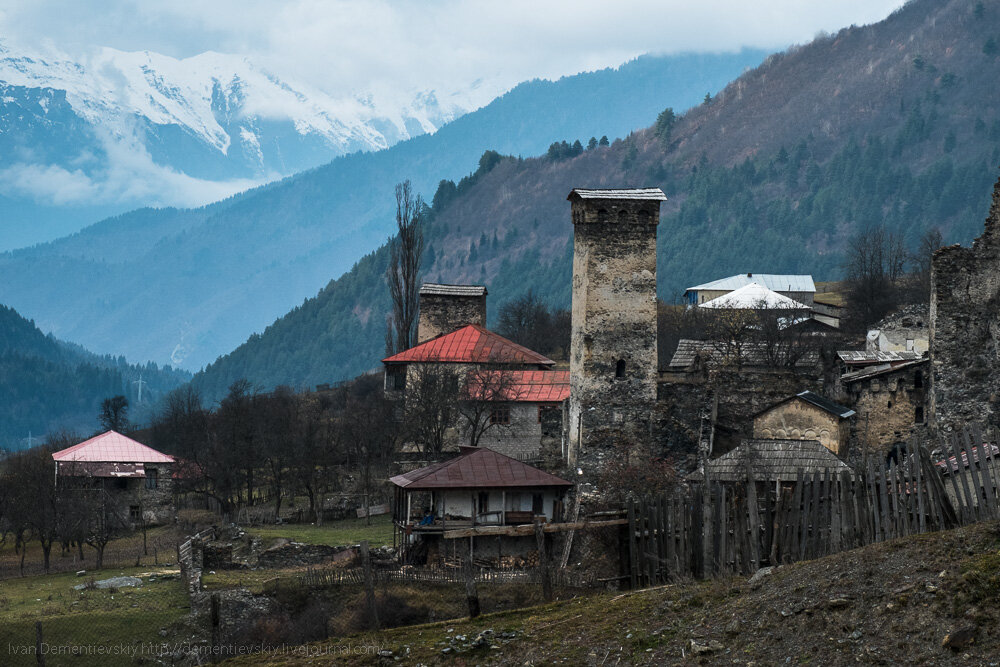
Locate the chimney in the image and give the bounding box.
[416,283,488,343]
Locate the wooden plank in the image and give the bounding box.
[924,444,958,528]
[794,469,807,562]
[865,459,882,543]
[912,441,926,534]
[891,460,908,538]
[971,423,998,517]
[442,518,628,539]
[950,433,978,523]
[665,494,676,577]
[808,470,822,558]
[830,469,842,554]
[961,428,987,520]
[627,501,637,589]
[874,461,892,541]
[745,460,760,571]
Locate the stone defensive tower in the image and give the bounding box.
[416,283,488,344]
[566,188,666,466]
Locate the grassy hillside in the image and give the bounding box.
[229,520,1000,665]
[0,303,188,449]
[191,0,1000,400]
[0,51,766,371]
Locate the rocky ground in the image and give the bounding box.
[225,520,1000,665]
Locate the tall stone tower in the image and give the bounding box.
[417,283,488,344]
[566,188,666,466]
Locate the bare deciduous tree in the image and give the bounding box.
[457,360,524,448]
[404,364,460,455]
[844,225,908,330]
[385,180,425,355]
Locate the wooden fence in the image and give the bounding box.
[626,426,1000,588]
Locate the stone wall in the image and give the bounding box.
[477,403,555,459]
[844,362,928,458]
[753,399,848,455]
[931,176,1000,432]
[417,292,487,343]
[568,195,662,466]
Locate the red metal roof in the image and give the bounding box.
[390,446,572,490]
[382,324,555,366]
[51,431,174,464]
[466,370,570,403]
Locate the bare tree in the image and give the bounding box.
[912,227,944,299]
[457,361,524,448]
[99,395,130,432]
[844,225,908,330]
[405,364,460,455]
[385,180,425,355]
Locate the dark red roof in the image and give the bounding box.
[466,370,570,403]
[52,431,174,464]
[382,324,554,366]
[390,446,572,490]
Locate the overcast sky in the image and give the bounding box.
[2,0,905,98]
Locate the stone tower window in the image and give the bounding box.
[617,209,629,223]
[615,359,626,379]
[597,208,609,222]
[915,406,924,423]
[914,370,923,388]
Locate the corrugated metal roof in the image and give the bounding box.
[383,324,555,366]
[52,431,174,464]
[467,370,570,403]
[390,446,573,490]
[687,439,852,482]
[837,350,925,364]
[936,443,1000,475]
[685,274,816,294]
[842,358,929,383]
[699,283,809,310]
[567,187,667,201]
[419,283,487,297]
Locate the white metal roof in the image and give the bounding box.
[686,273,816,294]
[699,283,809,310]
[567,188,667,201]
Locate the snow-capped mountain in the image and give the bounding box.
[0,41,500,249]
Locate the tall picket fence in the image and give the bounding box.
[626,425,1000,587]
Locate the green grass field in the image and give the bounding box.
[1,566,190,666]
[245,514,394,549]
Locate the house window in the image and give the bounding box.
[915,406,925,424]
[615,359,626,379]
[477,492,489,515]
[490,406,510,425]
[130,505,141,522]
[386,366,406,391]
[538,406,545,423]
[532,493,544,516]
[906,339,915,351]
[145,468,158,490]
[115,478,129,490]
[914,371,923,388]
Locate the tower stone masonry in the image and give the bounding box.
[566,188,666,466]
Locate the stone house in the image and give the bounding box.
[52,431,175,526]
[842,358,929,459]
[390,446,573,564]
[752,391,855,456]
[383,321,565,458]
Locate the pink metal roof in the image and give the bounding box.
[466,370,570,403]
[390,446,572,490]
[51,431,174,464]
[382,324,555,366]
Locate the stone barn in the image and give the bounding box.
[753,391,855,456]
[52,431,175,526]
[566,187,666,466]
[842,358,929,458]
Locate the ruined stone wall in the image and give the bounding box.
[753,401,845,455]
[844,364,927,457]
[568,198,660,466]
[868,305,930,354]
[417,294,487,343]
[931,176,1000,432]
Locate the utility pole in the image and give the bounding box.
[132,374,147,404]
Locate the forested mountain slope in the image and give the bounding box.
[191,0,1000,400]
[0,51,764,371]
[0,304,189,449]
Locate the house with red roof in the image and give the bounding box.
[390,446,572,564]
[52,431,176,526]
[383,318,569,459]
